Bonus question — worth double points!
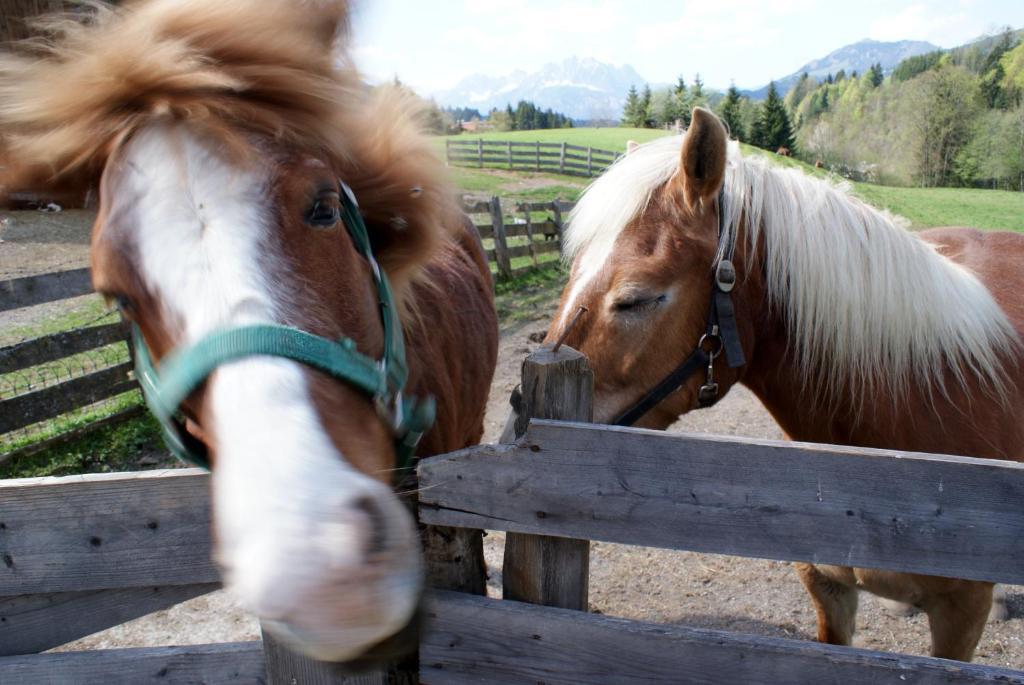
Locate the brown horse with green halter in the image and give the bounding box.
[0,0,497,663]
[544,107,1024,662]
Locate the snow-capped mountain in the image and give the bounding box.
[743,39,939,99]
[432,57,651,122]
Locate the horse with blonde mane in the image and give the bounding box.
[0,0,497,663]
[543,108,1024,661]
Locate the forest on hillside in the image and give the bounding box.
[625,30,1024,191]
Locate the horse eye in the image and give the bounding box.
[308,193,341,227]
[112,294,135,318]
[614,294,666,313]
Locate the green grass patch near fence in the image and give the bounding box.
[852,184,1024,232]
[0,408,171,480]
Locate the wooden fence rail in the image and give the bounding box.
[458,195,573,280]
[446,139,620,177]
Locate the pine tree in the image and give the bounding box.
[869,62,884,87]
[751,81,796,152]
[674,76,692,126]
[640,84,654,128]
[622,84,641,127]
[718,83,745,140]
[505,103,516,131]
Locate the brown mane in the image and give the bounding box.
[0,0,456,290]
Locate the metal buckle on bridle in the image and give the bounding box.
[697,328,723,407]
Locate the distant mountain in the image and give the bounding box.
[431,57,653,122]
[742,39,939,99]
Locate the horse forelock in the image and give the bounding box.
[564,135,1020,405]
[0,0,455,310]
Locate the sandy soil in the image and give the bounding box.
[5,209,1021,669]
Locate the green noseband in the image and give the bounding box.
[132,182,435,477]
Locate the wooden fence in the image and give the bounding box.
[447,139,620,178]
[3,345,1024,682]
[0,268,139,459]
[460,195,574,280]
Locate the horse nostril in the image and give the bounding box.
[353,496,389,558]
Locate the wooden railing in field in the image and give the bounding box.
[459,195,574,280]
[446,139,621,178]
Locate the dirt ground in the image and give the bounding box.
[3,209,1022,669]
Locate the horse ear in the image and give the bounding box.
[679,107,727,211]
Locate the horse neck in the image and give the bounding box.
[732,232,1022,459]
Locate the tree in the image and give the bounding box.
[717,83,745,139]
[622,84,643,127]
[912,65,981,186]
[505,103,516,130]
[640,84,654,128]
[869,62,884,88]
[750,81,796,152]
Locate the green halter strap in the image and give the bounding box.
[132,182,435,479]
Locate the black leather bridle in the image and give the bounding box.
[612,187,746,426]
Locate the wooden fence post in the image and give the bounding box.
[587,146,593,176]
[490,196,513,280]
[559,142,566,174]
[261,630,387,685]
[477,139,483,168]
[535,141,540,171]
[503,345,592,610]
[521,204,538,267]
[445,138,451,166]
[506,141,513,170]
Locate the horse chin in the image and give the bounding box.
[263,594,424,665]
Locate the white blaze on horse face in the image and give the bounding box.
[116,123,421,661]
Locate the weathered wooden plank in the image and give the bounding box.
[0,361,136,433]
[532,241,560,256]
[0,321,129,375]
[0,469,217,595]
[458,199,491,214]
[418,421,1024,585]
[0,641,265,684]
[0,268,93,312]
[421,591,1024,685]
[0,583,219,656]
[261,629,387,685]
[446,153,511,165]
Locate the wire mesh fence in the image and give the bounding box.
[0,277,142,461]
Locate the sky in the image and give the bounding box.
[350,0,1024,94]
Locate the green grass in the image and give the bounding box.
[851,184,1024,232]
[0,408,172,480]
[0,295,115,347]
[493,264,566,329]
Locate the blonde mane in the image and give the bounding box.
[0,0,456,294]
[567,135,1019,402]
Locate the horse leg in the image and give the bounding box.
[795,563,858,645]
[990,584,1009,621]
[921,581,993,661]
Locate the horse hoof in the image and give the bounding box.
[878,598,919,617]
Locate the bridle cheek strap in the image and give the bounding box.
[612,186,746,427]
